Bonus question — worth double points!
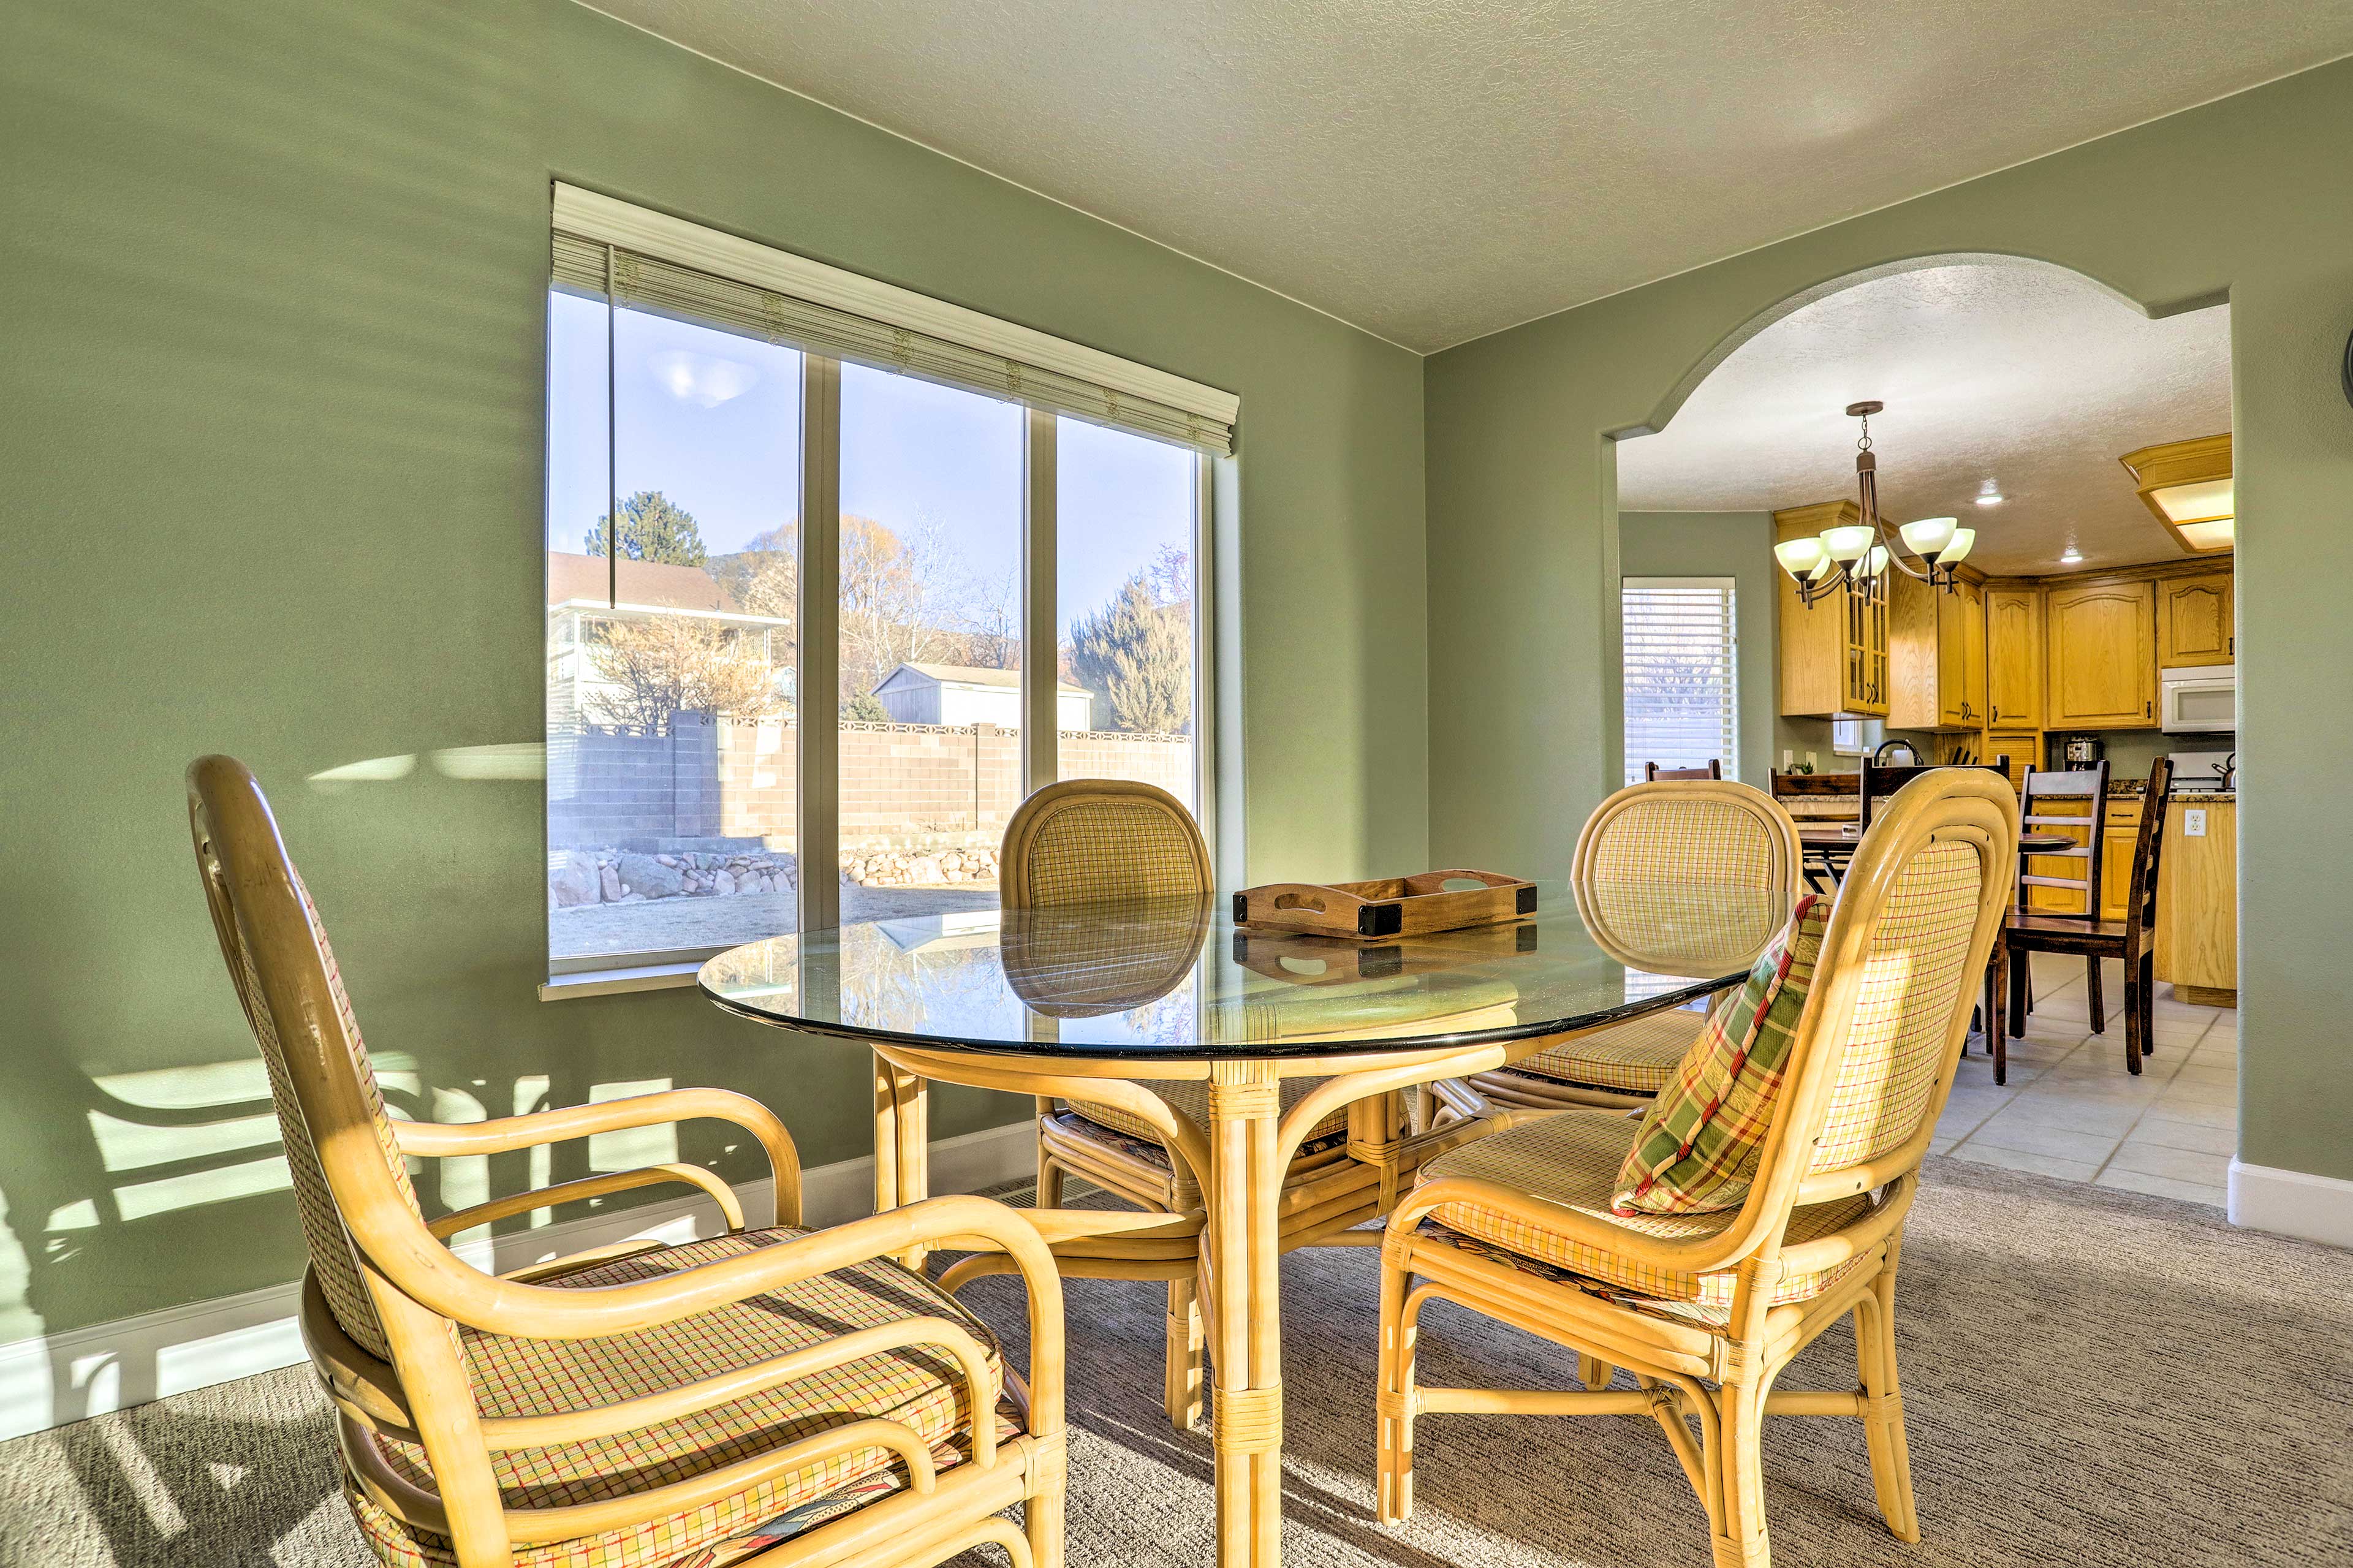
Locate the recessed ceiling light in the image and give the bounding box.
[1976,482,2003,506]
[2059,547,2083,564]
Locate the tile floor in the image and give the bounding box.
[1938,951,2238,1207]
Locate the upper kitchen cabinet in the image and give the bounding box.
[2157,571,2234,667]
[1985,585,2044,730]
[1887,569,1984,729]
[2047,579,2158,728]
[1775,501,1888,718]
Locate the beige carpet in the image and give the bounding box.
[3,1158,2348,1567]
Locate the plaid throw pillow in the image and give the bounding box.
[1612,895,1827,1216]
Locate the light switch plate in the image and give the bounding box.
[2184,808,2208,837]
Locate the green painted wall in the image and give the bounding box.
[1428,59,2353,1186]
[0,0,1427,1336]
[1615,511,1775,786]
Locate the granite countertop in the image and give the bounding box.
[2171,789,2236,803]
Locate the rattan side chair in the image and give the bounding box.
[1376,769,2017,1568]
[1004,778,1492,1430]
[188,756,1065,1568]
[1427,780,1800,1123]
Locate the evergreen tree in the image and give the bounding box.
[1069,571,1191,734]
[586,490,708,566]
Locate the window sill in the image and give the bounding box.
[538,961,704,1002]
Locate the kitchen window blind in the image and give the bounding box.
[551,185,1238,456]
[1623,577,1739,785]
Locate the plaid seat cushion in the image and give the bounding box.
[1613,896,1828,1216]
[1068,1075,1352,1146]
[1504,999,1720,1095]
[1423,1107,1873,1318]
[347,1230,1015,1568]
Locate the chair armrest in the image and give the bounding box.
[428,1163,746,1240]
[375,1193,1064,1417]
[395,1088,800,1227]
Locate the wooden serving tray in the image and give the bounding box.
[1231,868,1537,941]
[1230,921,1539,986]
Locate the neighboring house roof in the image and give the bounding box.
[547,552,743,613]
[877,662,1091,697]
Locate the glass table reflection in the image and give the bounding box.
[699,881,1785,1568]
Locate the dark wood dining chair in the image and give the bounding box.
[2001,758,2172,1077]
[1858,756,2010,830]
[1642,759,1722,781]
[1772,768,1861,894]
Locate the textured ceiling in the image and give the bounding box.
[1615,262,2232,574]
[583,0,2353,350]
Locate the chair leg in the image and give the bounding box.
[1034,1101,1064,1209]
[2121,957,2144,1075]
[1710,1379,1772,1568]
[1026,1469,1066,1568]
[1165,1279,1205,1430]
[2006,950,2029,1040]
[1375,1251,1418,1524]
[2085,956,2105,1034]
[1988,945,2007,1087]
[1854,1273,1920,1543]
[1579,1354,1615,1390]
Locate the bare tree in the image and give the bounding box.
[587,616,782,733]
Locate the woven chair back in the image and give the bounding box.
[999,779,1212,909]
[1574,779,1801,897]
[186,756,426,1362]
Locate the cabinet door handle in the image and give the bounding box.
[2145,700,2152,718]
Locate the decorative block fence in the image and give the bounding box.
[549,716,1193,857]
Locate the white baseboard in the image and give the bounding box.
[0,1121,1033,1443]
[2228,1159,2353,1250]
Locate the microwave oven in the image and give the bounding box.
[2159,663,2236,732]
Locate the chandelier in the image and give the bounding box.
[1773,401,1974,606]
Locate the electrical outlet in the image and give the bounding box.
[2184,808,2208,838]
[1806,751,1819,770]
[1782,749,1794,769]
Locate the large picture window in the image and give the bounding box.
[1621,577,1738,786]
[544,188,1234,973]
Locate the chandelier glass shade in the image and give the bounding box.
[1775,402,1974,607]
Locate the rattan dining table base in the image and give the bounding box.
[855,1028,1629,1568]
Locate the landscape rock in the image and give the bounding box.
[618,853,684,899]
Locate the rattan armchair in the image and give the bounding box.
[188,757,1064,1568]
[1002,779,1491,1430]
[1427,779,1800,1122]
[1377,770,2015,1568]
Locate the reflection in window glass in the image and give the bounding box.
[1056,418,1198,814]
[838,365,1023,919]
[544,293,802,963]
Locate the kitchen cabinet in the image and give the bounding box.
[2099,800,2142,923]
[2046,580,2158,729]
[1775,502,1888,718]
[1985,586,2043,730]
[1886,569,1982,729]
[2156,799,2236,1004]
[2157,572,2234,668]
[1961,579,1987,725]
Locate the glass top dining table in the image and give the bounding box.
[699,879,1787,1058]
[697,879,1787,1568]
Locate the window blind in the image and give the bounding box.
[551,186,1239,456]
[1623,577,1738,785]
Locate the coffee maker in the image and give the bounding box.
[2060,736,2105,767]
